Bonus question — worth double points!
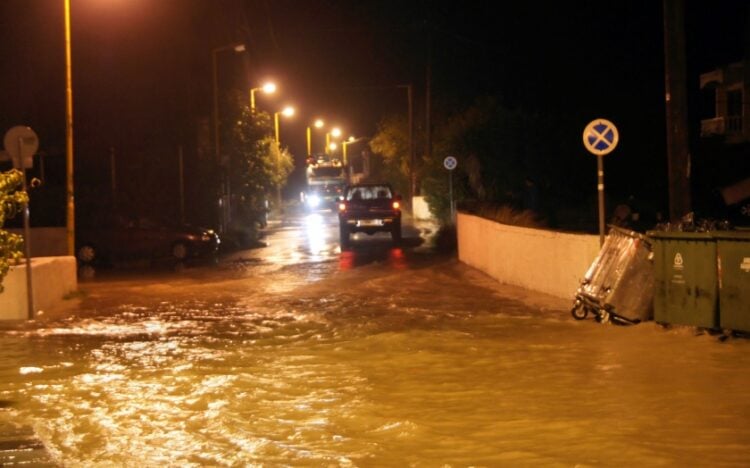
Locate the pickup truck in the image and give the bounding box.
[337,183,402,247]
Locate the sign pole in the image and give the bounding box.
[443,156,458,222]
[449,170,454,222]
[582,118,619,247]
[596,155,605,247]
[4,126,39,320]
[17,138,34,319]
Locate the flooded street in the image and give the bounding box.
[1,208,750,467]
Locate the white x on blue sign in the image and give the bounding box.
[443,156,457,171]
[583,119,619,156]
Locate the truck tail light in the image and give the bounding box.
[338,202,347,212]
[392,201,400,210]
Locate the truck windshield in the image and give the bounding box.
[310,167,344,178]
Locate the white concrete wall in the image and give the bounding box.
[0,256,78,320]
[412,196,435,220]
[457,213,601,300]
[7,227,67,257]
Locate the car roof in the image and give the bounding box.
[346,183,393,188]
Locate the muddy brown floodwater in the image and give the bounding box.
[1,209,749,467]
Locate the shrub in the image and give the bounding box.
[0,170,28,292]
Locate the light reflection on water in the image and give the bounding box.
[1,291,750,465]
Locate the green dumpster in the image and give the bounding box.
[647,231,718,329]
[715,230,750,333]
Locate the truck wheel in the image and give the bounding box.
[391,221,402,243]
[339,224,350,248]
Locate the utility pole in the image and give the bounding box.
[425,32,432,195]
[663,0,692,222]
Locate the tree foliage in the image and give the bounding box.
[369,97,575,225]
[368,114,411,196]
[0,170,28,292]
[224,94,294,222]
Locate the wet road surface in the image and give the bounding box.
[1,206,749,466]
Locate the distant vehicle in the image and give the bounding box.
[304,183,345,211]
[337,183,401,247]
[302,154,348,210]
[76,214,220,266]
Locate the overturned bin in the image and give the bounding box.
[571,226,654,324]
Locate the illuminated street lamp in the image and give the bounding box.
[325,127,341,155]
[306,118,325,157]
[274,106,295,143]
[342,136,366,166]
[273,106,295,210]
[250,81,276,112]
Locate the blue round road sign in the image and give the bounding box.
[443,156,457,171]
[583,119,619,156]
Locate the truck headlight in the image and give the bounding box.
[307,195,321,208]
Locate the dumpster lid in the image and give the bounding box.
[608,225,651,242]
[646,230,714,240]
[711,230,750,241]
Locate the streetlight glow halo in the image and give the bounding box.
[263,82,277,94]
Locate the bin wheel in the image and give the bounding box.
[597,310,611,324]
[571,304,588,320]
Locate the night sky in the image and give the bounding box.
[0,0,748,220]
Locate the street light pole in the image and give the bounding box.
[306,119,324,157]
[342,136,361,166]
[398,84,414,201]
[325,127,341,156]
[64,0,75,256]
[212,43,245,162]
[211,42,245,232]
[274,112,281,143]
[273,106,295,212]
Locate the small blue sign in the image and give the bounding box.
[583,119,619,156]
[443,156,458,171]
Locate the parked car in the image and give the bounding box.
[76,214,220,266]
[337,183,401,247]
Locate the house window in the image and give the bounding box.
[700,85,717,120]
[727,89,743,132]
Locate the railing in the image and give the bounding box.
[727,115,743,133]
[701,117,725,136]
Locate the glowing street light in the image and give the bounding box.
[250,81,276,112]
[342,136,366,166]
[306,118,325,157]
[274,106,295,143]
[325,127,342,155]
[273,106,295,211]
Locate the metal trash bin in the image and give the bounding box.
[648,231,718,329]
[715,230,750,334]
[571,226,654,324]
